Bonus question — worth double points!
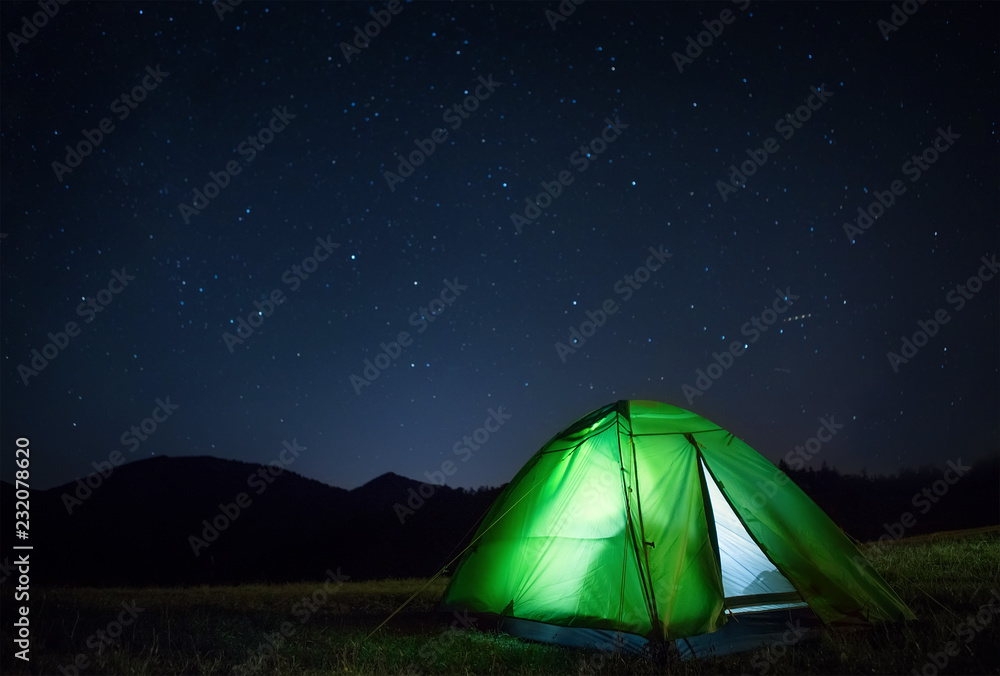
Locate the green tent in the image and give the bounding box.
[441,400,914,657]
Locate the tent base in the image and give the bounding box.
[675,607,821,659]
[470,614,650,654]
[463,607,823,660]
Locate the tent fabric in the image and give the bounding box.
[441,400,914,645]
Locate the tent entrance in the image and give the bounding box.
[700,459,808,614]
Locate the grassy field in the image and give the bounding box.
[2,527,998,675]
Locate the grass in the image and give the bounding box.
[2,526,998,675]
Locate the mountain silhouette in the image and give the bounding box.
[1,454,995,587]
[1,456,502,586]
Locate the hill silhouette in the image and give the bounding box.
[1,456,502,586]
[778,455,999,542]
[1,454,995,587]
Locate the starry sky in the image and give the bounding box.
[2,1,997,493]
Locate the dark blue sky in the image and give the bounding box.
[2,1,997,492]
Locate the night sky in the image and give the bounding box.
[2,0,997,494]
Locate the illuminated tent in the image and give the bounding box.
[441,400,914,657]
